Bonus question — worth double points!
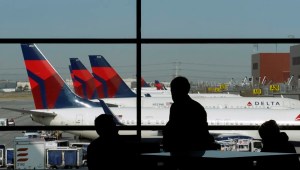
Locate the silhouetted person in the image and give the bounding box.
[162,76,215,152]
[87,114,137,170]
[256,120,300,169]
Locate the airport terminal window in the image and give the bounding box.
[0,1,300,138]
[253,63,258,70]
[1,4,300,170]
[292,57,300,65]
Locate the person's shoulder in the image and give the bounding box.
[190,99,204,108]
[88,138,101,147]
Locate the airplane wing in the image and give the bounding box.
[1,107,57,117]
[98,100,125,126]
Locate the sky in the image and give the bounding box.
[0,0,299,83]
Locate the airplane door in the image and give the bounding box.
[75,115,83,125]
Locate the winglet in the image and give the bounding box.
[99,99,125,126]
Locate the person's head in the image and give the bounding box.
[170,76,190,102]
[95,114,118,137]
[258,120,280,141]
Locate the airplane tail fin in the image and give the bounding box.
[154,80,167,90]
[141,77,150,87]
[89,55,136,98]
[69,58,99,99]
[69,65,85,98]
[20,43,99,109]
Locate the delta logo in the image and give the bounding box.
[295,114,300,121]
[247,101,280,107]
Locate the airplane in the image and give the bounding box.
[98,94,300,109]
[70,56,243,107]
[154,80,167,90]
[89,55,137,98]
[85,55,300,109]
[132,87,242,98]
[69,58,99,99]
[141,77,151,88]
[69,65,85,99]
[24,46,300,110]
[86,56,300,108]
[3,43,300,142]
[89,55,242,98]
[69,57,153,98]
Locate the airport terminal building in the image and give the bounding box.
[251,52,290,85]
[251,44,300,90]
[290,44,300,89]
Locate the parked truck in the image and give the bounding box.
[0,118,15,126]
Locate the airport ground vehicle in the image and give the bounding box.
[0,147,14,169]
[0,144,5,167]
[69,142,89,166]
[5,148,14,170]
[14,137,46,169]
[22,130,41,138]
[0,118,8,126]
[7,119,15,126]
[46,147,83,169]
[0,118,15,126]
[215,135,262,152]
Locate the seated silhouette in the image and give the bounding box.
[87,114,138,170]
[256,120,300,169]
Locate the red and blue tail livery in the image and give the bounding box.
[89,55,136,98]
[69,65,85,99]
[154,80,167,90]
[20,44,99,109]
[69,58,99,100]
[141,77,150,87]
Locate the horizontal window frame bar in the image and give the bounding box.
[0,125,300,131]
[0,38,300,44]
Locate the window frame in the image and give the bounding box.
[1,0,300,135]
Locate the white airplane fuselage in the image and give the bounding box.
[30,107,300,141]
[135,88,241,98]
[97,96,300,109]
